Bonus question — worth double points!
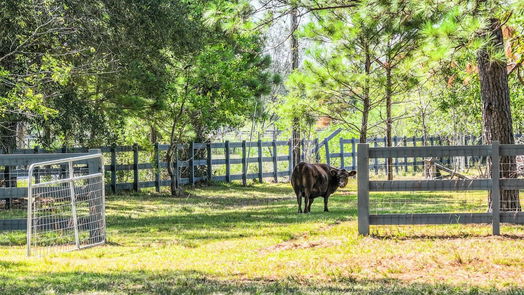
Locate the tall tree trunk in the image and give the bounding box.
[385,67,393,181]
[360,44,371,144]
[477,18,520,211]
[290,7,301,166]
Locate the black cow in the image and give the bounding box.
[291,162,356,213]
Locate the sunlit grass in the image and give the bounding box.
[1,181,524,294]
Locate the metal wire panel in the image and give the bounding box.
[27,154,105,256]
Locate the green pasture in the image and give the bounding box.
[1,181,524,294]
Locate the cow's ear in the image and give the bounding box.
[348,170,356,176]
[330,168,338,176]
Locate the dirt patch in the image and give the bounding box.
[260,238,343,253]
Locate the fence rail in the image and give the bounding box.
[3,134,523,196]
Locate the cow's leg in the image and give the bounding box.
[303,195,309,213]
[296,190,303,213]
[307,197,315,213]
[323,195,329,212]
[303,188,312,213]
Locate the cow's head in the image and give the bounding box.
[330,168,357,188]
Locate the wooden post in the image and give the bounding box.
[272,140,278,183]
[133,143,139,192]
[225,141,231,183]
[60,145,67,185]
[383,136,388,176]
[412,136,417,173]
[351,138,356,171]
[3,165,11,209]
[393,136,399,174]
[358,143,370,236]
[465,136,469,168]
[491,141,501,235]
[340,137,345,169]
[314,138,320,163]
[403,136,408,173]
[288,139,293,176]
[174,145,179,189]
[154,143,160,193]
[207,143,212,183]
[111,144,117,194]
[257,139,263,183]
[373,137,378,175]
[189,142,195,186]
[34,146,41,184]
[325,140,331,166]
[242,140,247,186]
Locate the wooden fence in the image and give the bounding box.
[4,134,520,195]
[357,141,524,236]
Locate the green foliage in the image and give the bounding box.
[0,0,273,148]
[158,32,273,143]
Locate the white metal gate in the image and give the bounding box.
[27,153,106,256]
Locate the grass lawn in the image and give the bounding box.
[1,180,524,294]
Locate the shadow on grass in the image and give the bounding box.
[0,260,29,269]
[106,204,358,241]
[0,269,521,295]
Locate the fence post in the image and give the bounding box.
[314,138,320,163]
[288,139,293,176]
[272,140,278,183]
[207,143,212,183]
[257,139,263,183]
[225,141,231,183]
[154,143,160,193]
[403,136,408,173]
[465,136,470,168]
[34,146,41,184]
[373,137,378,175]
[242,140,247,186]
[339,137,345,169]
[189,142,195,186]
[325,140,331,166]
[412,136,417,173]
[133,143,139,192]
[393,136,398,174]
[60,145,67,185]
[351,138,356,171]
[358,143,370,236]
[491,141,501,235]
[174,145,179,189]
[111,144,117,194]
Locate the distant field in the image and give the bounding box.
[1,181,524,294]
